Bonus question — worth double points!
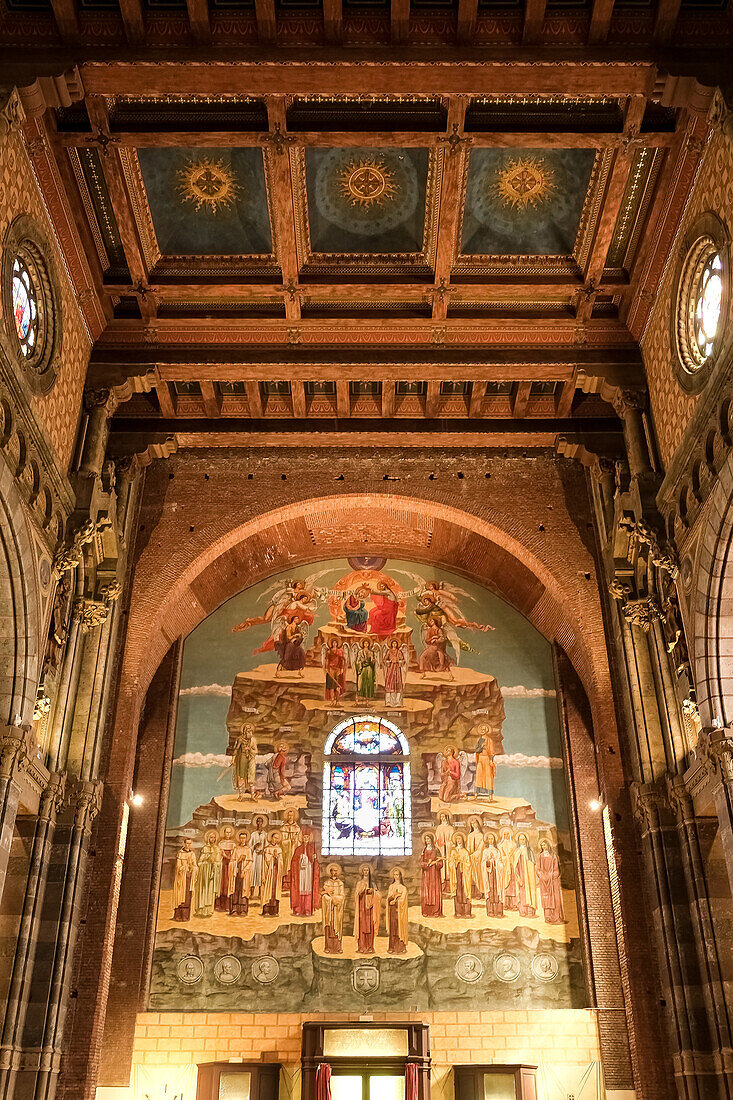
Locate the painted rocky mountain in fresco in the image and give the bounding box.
[152,557,585,1011]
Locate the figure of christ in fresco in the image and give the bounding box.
[354,865,381,954]
[280,809,302,892]
[438,747,463,803]
[419,616,454,679]
[290,827,320,916]
[354,639,377,703]
[481,831,504,918]
[261,830,283,916]
[435,812,454,894]
[498,828,518,912]
[474,725,497,800]
[537,838,566,923]
[514,833,538,917]
[321,864,345,954]
[250,816,268,898]
[229,830,253,916]
[193,830,222,918]
[382,639,407,707]
[387,868,409,954]
[266,742,291,800]
[466,817,485,899]
[275,613,307,678]
[449,835,473,918]
[344,587,369,632]
[368,581,400,637]
[420,833,443,916]
[172,838,197,921]
[322,638,347,705]
[231,725,258,801]
[215,825,236,912]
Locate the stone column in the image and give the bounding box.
[613,389,651,479]
[700,729,733,897]
[0,725,34,904]
[78,389,118,480]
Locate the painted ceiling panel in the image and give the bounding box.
[460,148,596,256]
[136,147,272,256]
[304,147,429,254]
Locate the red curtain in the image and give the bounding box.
[316,1063,332,1100]
[405,1063,419,1100]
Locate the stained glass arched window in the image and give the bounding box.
[322,715,411,857]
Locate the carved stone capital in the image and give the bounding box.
[630,780,667,833]
[72,597,109,633]
[612,388,647,417]
[666,774,695,824]
[39,771,67,821]
[623,596,665,631]
[591,456,616,482]
[618,516,679,578]
[0,725,35,782]
[52,518,96,578]
[67,778,103,831]
[698,727,733,784]
[99,580,123,604]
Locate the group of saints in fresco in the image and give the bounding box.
[232,572,495,702]
[170,812,566,954]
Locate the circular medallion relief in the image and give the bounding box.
[252,955,279,984]
[2,216,61,395]
[314,150,419,238]
[456,953,484,983]
[177,955,204,984]
[494,953,521,983]
[214,955,242,985]
[531,953,559,982]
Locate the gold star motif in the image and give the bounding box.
[178,157,240,214]
[338,157,399,208]
[496,157,554,210]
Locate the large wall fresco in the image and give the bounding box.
[152,557,587,1011]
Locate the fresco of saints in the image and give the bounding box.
[343,587,369,632]
[474,725,497,800]
[321,864,345,954]
[407,578,495,635]
[231,725,258,801]
[435,812,454,892]
[498,828,518,911]
[513,833,538,918]
[250,816,268,897]
[386,869,409,955]
[215,825,236,913]
[229,830,253,916]
[438,747,463,803]
[354,865,381,954]
[481,831,504,918]
[368,581,400,637]
[231,573,329,653]
[261,830,283,916]
[322,638,346,704]
[466,817,485,899]
[354,639,377,703]
[290,827,320,917]
[266,742,291,800]
[275,613,308,677]
[420,833,443,917]
[537,838,565,924]
[280,809,302,892]
[193,830,222,918]
[382,639,408,707]
[172,838,197,922]
[419,616,454,679]
[448,835,473,918]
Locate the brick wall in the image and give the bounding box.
[642,128,733,469]
[0,129,90,473]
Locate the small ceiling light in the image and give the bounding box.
[589,799,602,812]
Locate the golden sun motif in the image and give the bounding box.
[178,157,240,214]
[338,157,399,208]
[496,157,555,210]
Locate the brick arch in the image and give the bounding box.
[0,459,40,727]
[121,492,605,715]
[691,450,733,728]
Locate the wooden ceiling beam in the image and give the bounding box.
[245,380,263,417]
[291,381,307,417]
[49,0,80,43]
[79,60,658,99]
[433,97,468,320]
[522,0,547,45]
[56,130,675,150]
[512,381,531,417]
[323,0,343,43]
[382,382,396,418]
[185,0,212,43]
[200,380,221,417]
[391,0,410,44]
[457,0,478,44]
[117,0,145,46]
[156,382,176,418]
[254,0,277,42]
[265,97,301,318]
[588,0,615,44]
[425,381,441,418]
[654,0,683,44]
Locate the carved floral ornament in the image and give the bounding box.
[608,580,665,631]
[73,581,122,634]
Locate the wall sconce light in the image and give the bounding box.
[588,799,603,812]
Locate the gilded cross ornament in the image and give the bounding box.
[178,157,240,214]
[496,157,554,209]
[338,157,398,208]
[263,123,296,155]
[437,123,472,156]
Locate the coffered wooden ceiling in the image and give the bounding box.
[6,50,725,447]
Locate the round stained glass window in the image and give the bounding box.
[675,233,728,382]
[2,218,60,394]
[12,256,39,358]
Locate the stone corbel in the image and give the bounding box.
[16,67,84,119]
[0,725,37,782]
[666,774,696,825]
[52,518,98,579]
[66,777,103,832]
[630,779,668,835]
[608,581,665,631]
[697,727,733,785]
[617,516,679,579]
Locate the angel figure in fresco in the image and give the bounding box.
[231,572,334,653]
[381,638,408,706]
[386,868,409,955]
[537,838,565,924]
[229,724,258,801]
[275,613,309,677]
[354,864,381,954]
[345,638,379,703]
[172,838,198,922]
[321,864,345,954]
[322,638,347,705]
[193,830,222,918]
